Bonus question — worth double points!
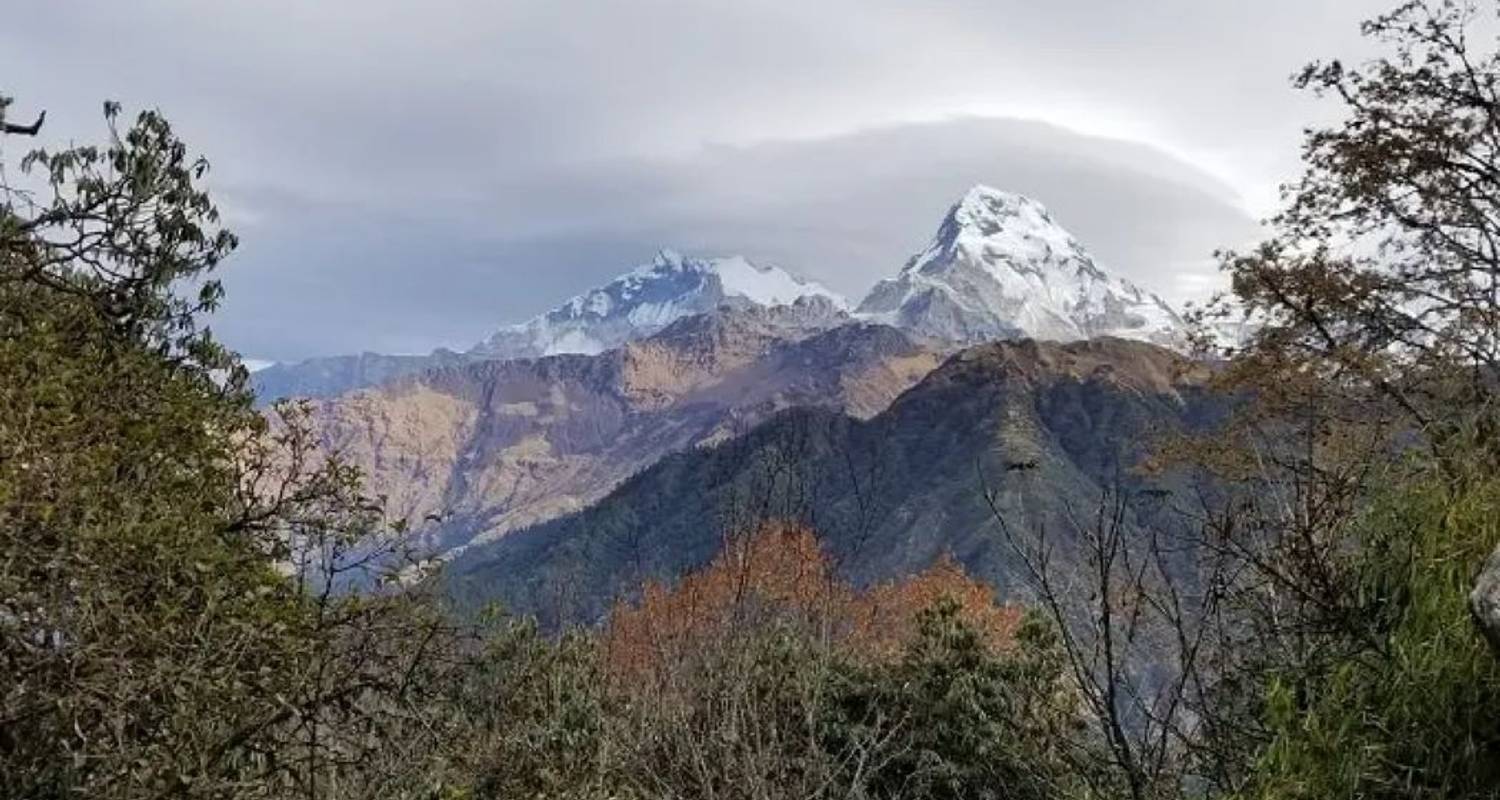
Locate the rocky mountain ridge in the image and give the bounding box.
[474,249,847,359]
[254,185,1188,404]
[254,252,847,403]
[301,302,941,558]
[445,336,1223,625]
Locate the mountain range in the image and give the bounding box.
[255,186,1214,622]
[443,337,1221,626]
[253,185,1185,402]
[302,300,940,557]
[473,249,847,358]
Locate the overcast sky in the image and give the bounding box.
[2,0,1392,361]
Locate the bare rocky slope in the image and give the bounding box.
[301,299,942,557]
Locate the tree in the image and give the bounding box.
[1175,2,1500,795]
[1210,0,1500,443]
[1237,458,1500,800]
[832,600,1081,800]
[985,481,1222,800]
[1,97,462,799]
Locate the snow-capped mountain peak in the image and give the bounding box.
[473,249,847,358]
[928,185,1093,276]
[857,185,1185,347]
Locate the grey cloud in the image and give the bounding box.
[212,118,1260,360]
[1,0,1392,360]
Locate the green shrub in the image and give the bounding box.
[1242,463,1500,799]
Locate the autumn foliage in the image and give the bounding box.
[603,523,1022,683]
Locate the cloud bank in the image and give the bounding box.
[1,0,1391,359]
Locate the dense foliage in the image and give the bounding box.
[448,542,1083,800]
[1244,459,1500,798]
[0,99,464,799]
[1177,1,1500,796]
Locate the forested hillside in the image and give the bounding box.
[446,337,1225,626]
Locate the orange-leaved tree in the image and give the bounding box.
[602,522,1022,684]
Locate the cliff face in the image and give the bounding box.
[303,305,940,557]
[444,337,1227,626]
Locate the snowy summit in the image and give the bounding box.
[857,185,1185,347]
[473,249,847,358]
